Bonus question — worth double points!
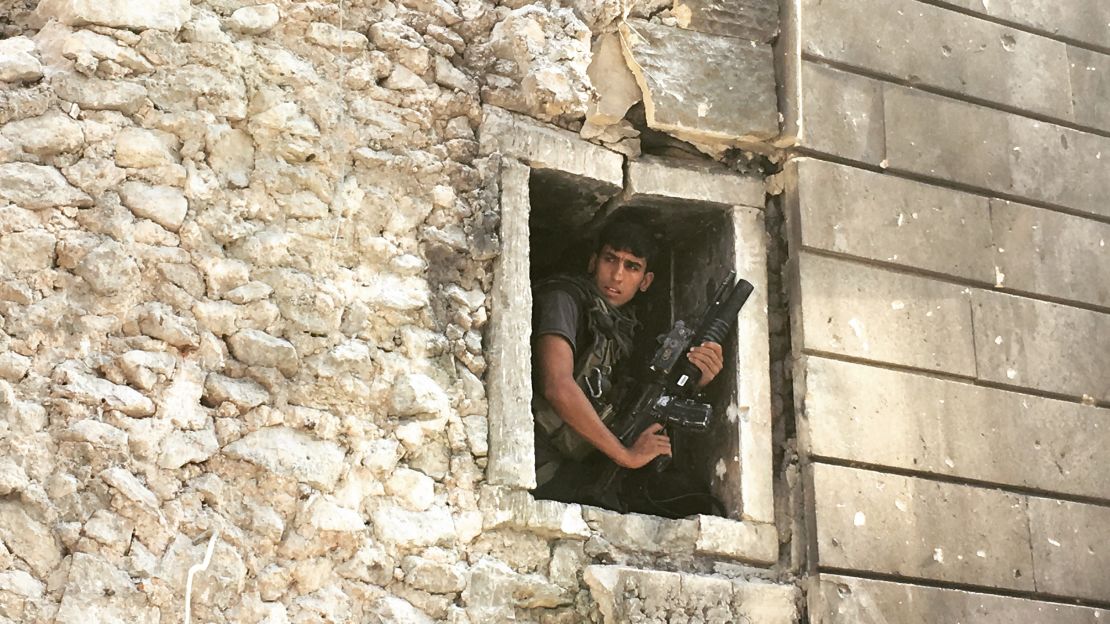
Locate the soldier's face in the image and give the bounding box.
[588,245,654,308]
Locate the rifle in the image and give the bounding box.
[589,273,755,508]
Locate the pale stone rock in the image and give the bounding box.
[0,352,31,382]
[205,125,254,187]
[0,37,42,83]
[118,181,189,231]
[372,504,456,547]
[193,300,238,336]
[0,501,62,577]
[199,257,251,298]
[57,366,155,416]
[82,509,133,553]
[391,373,450,419]
[224,426,346,490]
[386,467,436,511]
[0,458,30,495]
[119,350,177,390]
[158,426,219,469]
[35,0,193,32]
[384,65,427,91]
[157,535,247,611]
[279,191,329,219]
[482,5,592,123]
[1,109,85,157]
[403,556,466,593]
[0,162,92,209]
[53,73,147,113]
[367,596,436,624]
[0,230,56,274]
[306,22,368,50]
[203,373,270,409]
[50,26,154,75]
[435,56,476,93]
[464,557,571,610]
[228,329,299,376]
[307,497,366,532]
[360,439,404,475]
[99,466,160,511]
[138,303,200,348]
[114,127,177,168]
[74,240,139,295]
[585,33,642,128]
[0,569,43,599]
[228,4,281,35]
[63,419,129,450]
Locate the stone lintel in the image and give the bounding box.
[623,156,766,210]
[478,105,623,192]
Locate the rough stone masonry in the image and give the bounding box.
[0,0,795,622]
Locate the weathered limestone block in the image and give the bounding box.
[0,230,56,275]
[100,466,160,512]
[307,497,366,532]
[0,37,42,83]
[205,125,255,188]
[695,516,777,564]
[0,569,44,621]
[223,426,346,490]
[158,426,218,469]
[114,128,177,168]
[811,463,1034,590]
[228,329,299,376]
[787,158,994,282]
[228,4,280,35]
[0,501,61,577]
[81,509,133,555]
[584,33,641,129]
[119,350,176,390]
[62,419,129,451]
[584,507,698,554]
[138,303,200,348]
[794,253,976,375]
[403,556,466,594]
[795,62,885,164]
[147,64,248,120]
[54,553,159,624]
[972,290,1110,402]
[991,199,1110,308]
[584,566,798,624]
[481,5,592,123]
[157,534,247,612]
[57,366,155,416]
[366,596,435,624]
[810,574,1110,623]
[938,0,1110,51]
[479,487,590,540]
[673,0,779,42]
[801,0,1072,121]
[371,504,457,548]
[1028,498,1110,602]
[801,356,1110,499]
[35,0,192,32]
[0,457,30,495]
[464,557,571,611]
[620,19,778,146]
[391,373,450,420]
[1,109,84,157]
[0,162,92,209]
[74,240,139,295]
[1068,47,1110,131]
[118,181,189,231]
[53,73,147,113]
[203,373,270,409]
[385,467,436,511]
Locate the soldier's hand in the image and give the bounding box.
[688,341,724,388]
[619,423,671,469]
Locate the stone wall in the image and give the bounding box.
[0,0,798,622]
[782,0,1110,619]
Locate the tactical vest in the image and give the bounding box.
[532,278,625,463]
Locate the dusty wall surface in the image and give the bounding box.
[0,0,796,622]
[784,0,1110,619]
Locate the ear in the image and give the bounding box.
[639,271,655,292]
[587,253,597,273]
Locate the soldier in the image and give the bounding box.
[531,218,724,506]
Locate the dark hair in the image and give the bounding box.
[597,217,658,269]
